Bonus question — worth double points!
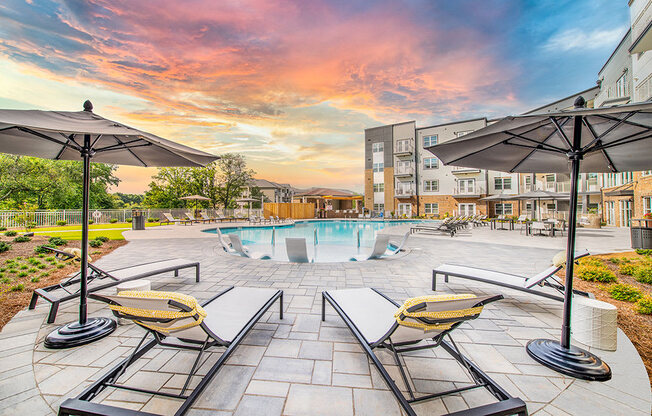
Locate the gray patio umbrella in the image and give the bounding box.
[426,97,652,382]
[236,197,259,217]
[0,101,219,349]
[513,190,570,220]
[480,193,519,216]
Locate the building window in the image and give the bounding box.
[373,162,384,173]
[424,203,439,214]
[644,197,652,214]
[373,203,384,212]
[457,179,475,194]
[524,176,532,192]
[495,203,513,216]
[494,177,512,191]
[643,170,652,176]
[423,157,438,169]
[395,139,412,153]
[423,180,439,192]
[423,135,438,147]
[373,183,384,192]
[616,73,627,98]
[372,142,384,153]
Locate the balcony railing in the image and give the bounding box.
[451,166,481,175]
[452,184,486,197]
[394,140,414,155]
[545,182,571,193]
[394,185,415,197]
[394,163,414,177]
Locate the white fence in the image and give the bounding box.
[0,208,264,228]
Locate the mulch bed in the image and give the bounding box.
[559,251,652,382]
[0,234,126,330]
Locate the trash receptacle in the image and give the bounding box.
[131,209,145,230]
[631,218,652,249]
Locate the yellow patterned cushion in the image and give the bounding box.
[393,294,482,331]
[109,291,207,334]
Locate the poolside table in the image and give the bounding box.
[491,218,514,230]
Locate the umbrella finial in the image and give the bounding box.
[83,100,93,112]
[573,96,585,109]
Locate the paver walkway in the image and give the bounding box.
[0,224,649,415]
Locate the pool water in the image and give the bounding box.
[204,219,427,262]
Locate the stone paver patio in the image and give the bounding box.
[0,222,649,415]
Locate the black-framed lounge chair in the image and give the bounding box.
[59,286,283,416]
[286,237,312,263]
[162,212,192,226]
[410,220,456,237]
[199,212,216,223]
[432,251,592,302]
[228,234,271,259]
[322,288,528,416]
[29,247,200,323]
[349,234,390,261]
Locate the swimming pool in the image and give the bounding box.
[204,219,428,262]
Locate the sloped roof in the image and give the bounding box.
[294,187,358,197]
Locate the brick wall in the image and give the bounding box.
[634,173,652,217]
[384,167,395,212]
[364,169,373,210]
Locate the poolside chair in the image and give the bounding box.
[350,234,390,261]
[321,288,527,416]
[215,228,235,253]
[228,234,271,259]
[285,237,313,263]
[200,212,216,223]
[29,247,200,323]
[410,221,456,237]
[185,212,211,224]
[432,250,592,302]
[60,287,283,416]
[388,231,410,254]
[162,212,192,226]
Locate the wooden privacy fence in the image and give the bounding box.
[263,203,315,219]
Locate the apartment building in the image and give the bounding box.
[246,179,295,203]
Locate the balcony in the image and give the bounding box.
[545,182,571,193]
[452,184,486,198]
[451,166,481,175]
[394,163,414,178]
[394,185,415,198]
[394,140,414,156]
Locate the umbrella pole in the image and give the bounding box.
[44,132,116,349]
[526,113,611,381]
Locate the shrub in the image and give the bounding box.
[0,272,3,279]
[636,249,652,256]
[56,220,67,226]
[8,269,17,274]
[0,227,6,231]
[126,218,133,223]
[94,236,109,243]
[17,271,28,278]
[34,243,56,254]
[89,239,103,248]
[13,236,31,243]
[45,256,54,262]
[608,257,621,264]
[0,241,11,253]
[619,263,639,276]
[147,217,160,223]
[578,258,604,267]
[48,237,68,246]
[4,230,17,237]
[27,267,37,273]
[110,218,118,223]
[37,253,45,258]
[607,284,643,302]
[10,284,24,291]
[56,263,65,269]
[40,271,49,277]
[0,277,11,284]
[31,277,40,283]
[575,263,617,283]
[634,266,652,284]
[19,265,28,270]
[37,264,46,269]
[88,220,94,224]
[636,297,652,314]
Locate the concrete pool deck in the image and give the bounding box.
[0,223,649,415]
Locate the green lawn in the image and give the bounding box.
[28,222,164,240]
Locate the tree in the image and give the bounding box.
[215,154,255,211]
[0,154,119,209]
[143,167,193,208]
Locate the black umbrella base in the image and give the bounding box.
[44,317,117,349]
[526,338,611,381]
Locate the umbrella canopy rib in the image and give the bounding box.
[511,118,571,172]
[17,126,81,151]
[581,119,617,172]
[549,117,573,149]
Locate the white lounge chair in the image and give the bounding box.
[215,228,235,253]
[350,234,390,261]
[185,212,211,223]
[388,231,410,254]
[285,237,312,263]
[322,288,527,416]
[161,212,192,226]
[63,287,283,416]
[432,250,592,302]
[228,234,271,259]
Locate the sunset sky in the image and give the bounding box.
[0,0,630,193]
